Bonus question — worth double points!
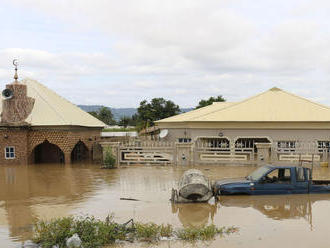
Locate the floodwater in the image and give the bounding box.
[2,164,330,247]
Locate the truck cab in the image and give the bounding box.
[214,165,315,195]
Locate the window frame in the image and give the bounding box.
[5,146,15,159]
[277,141,296,152]
[265,168,292,184]
[178,138,192,143]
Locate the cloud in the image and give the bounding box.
[2,0,330,108]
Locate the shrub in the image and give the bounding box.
[103,147,116,168]
[33,215,126,248]
[160,224,174,237]
[135,222,160,241]
[32,215,238,247]
[176,224,238,241]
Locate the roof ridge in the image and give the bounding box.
[187,87,330,122]
[188,89,271,121]
[24,78,105,126]
[156,102,233,123]
[185,102,234,121]
[23,78,67,124]
[279,88,330,111]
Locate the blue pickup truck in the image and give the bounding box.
[214,165,330,195]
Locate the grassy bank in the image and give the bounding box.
[32,215,238,247]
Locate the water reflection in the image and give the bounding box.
[218,194,330,231]
[0,164,118,242]
[172,203,217,227]
[2,164,330,248]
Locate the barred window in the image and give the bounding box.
[5,147,15,159]
[278,141,296,148]
[318,141,330,152]
[178,138,192,143]
[277,141,296,152]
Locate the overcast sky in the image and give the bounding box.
[1,0,330,108]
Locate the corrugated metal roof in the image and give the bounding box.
[5,78,105,127]
[156,87,330,123]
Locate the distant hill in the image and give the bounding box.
[78,105,193,121]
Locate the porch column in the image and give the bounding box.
[176,142,193,166]
[255,143,272,162]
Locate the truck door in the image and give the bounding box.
[254,168,294,194]
[292,167,309,194]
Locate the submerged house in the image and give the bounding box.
[0,76,105,165]
[155,87,330,163]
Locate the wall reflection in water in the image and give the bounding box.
[172,194,330,229]
[220,194,330,229]
[0,164,118,242]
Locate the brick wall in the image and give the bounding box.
[0,128,29,165]
[0,127,102,165]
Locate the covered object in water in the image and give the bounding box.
[171,169,213,203]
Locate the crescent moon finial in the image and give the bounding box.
[13,59,18,82]
[13,59,18,67]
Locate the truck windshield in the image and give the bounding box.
[246,166,271,181]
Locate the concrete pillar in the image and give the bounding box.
[175,143,193,166]
[64,152,71,165]
[255,143,272,162]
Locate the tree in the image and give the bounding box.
[88,107,116,125]
[136,98,180,128]
[119,116,130,128]
[98,107,116,125]
[88,111,99,118]
[195,95,225,109]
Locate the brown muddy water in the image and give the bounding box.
[2,164,330,247]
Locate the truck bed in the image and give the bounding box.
[312,180,330,185]
[310,180,330,193]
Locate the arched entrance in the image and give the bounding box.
[33,140,65,164]
[71,141,89,163]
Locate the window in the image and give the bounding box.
[265,168,291,184]
[277,141,296,152]
[178,138,192,143]
[318,141,330,152]
[199,138,230,149]
[296,167,305,182]
[5,147,15,159]
[209,139,229,148]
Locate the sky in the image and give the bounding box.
[1,0,330,108]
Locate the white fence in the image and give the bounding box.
[100,139,328,165]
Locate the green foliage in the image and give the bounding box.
[33,217,73,247]
[88,111,99,118]
[88,107,116,125]
[135,222,162,241]
[98,107,116,125]
[176,225,238,241]
[195,95,226,109]
[32,215,238,247]
[160,224,174,237]
[119,115,137,127]
[103,147,116,168]
[33,215,127,248]
[136,98,180,129]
